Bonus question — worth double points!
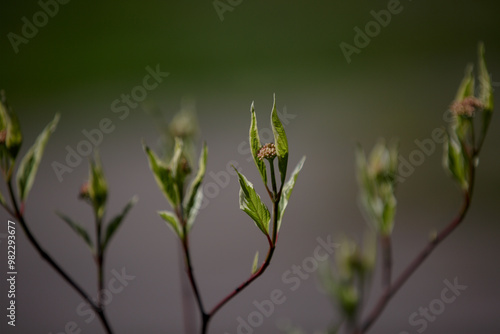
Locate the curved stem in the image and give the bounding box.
[207,234,276,319]
[6,180,113,334]
[183,157,283,334]
[356,163,475,334]
[203,191,281,333]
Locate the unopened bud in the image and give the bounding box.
[79,182,90,200]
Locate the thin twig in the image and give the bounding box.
[197,160,282,334]
[355,162,475,334]
[6,180,113,334]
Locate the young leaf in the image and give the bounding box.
[234,168,270,236]
[184,142,207,223]
[251,251,259,275]
[144,144,180,208]
[186,187,203,232]
[477,43,494,143]
[443,133,468,190]
[6,111,22,160]
[454,64,474,102]
[270,95,289,184]
[56,212,94,252]
[277,156,305,232]
[249,103,267,185]
[89,153,108,219]
[478,42,493,112]
[101,196,138,252]
[0,92,23,161]
[159,210,183,239]
[16,114,60,202]
[380,187,397,235]
[170,137,183,176]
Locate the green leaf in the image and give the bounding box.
[477,42,494,140]
[277,156,305,232]
[6,112,22,160]
[443,133,468,190]
[251,251,259,275]
[0,92,23,161]
[144,144,180,208]
[454,64,474,102]
[16,114,59,202]
[186,187,203,232]
[56,212,94,252]
[158,210,183,239]
[380,188,396,235]
[270,95,289,184]
[184,142,207,224]
[234,168,270,236]
[170,137,183,176]
[478,42,493,112]
[88,152,108,219]
[101,196,137,252]
[249,102,267,185]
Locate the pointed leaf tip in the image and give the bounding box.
[101,196,137,251]
[184,142,207,230]
[57,212,94,252]
[251,251,259,275]
[158,210,183,239]
[16,113,60,202]
[250,103,267,185]
[144,145,180,208]
[277,156,305,232]
[270,96,289,184]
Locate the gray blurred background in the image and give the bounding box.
[1,0,499,333]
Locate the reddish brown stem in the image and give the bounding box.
[355,162,475,334]
[6,181,113,333]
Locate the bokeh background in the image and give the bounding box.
[1,0,499,333]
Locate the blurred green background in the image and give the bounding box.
[1,0,499,333]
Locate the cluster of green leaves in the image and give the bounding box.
[318,140,388,329]
[144,138,207,239]
[145,96,306,249]
[321,234,376,324]
[356,140,398,236]
[0,90,59,208]
[240,96,305,241]
[144,96,305,333]
[444,43,494,191]
[312,42,494,334]
[57,154,137,256]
